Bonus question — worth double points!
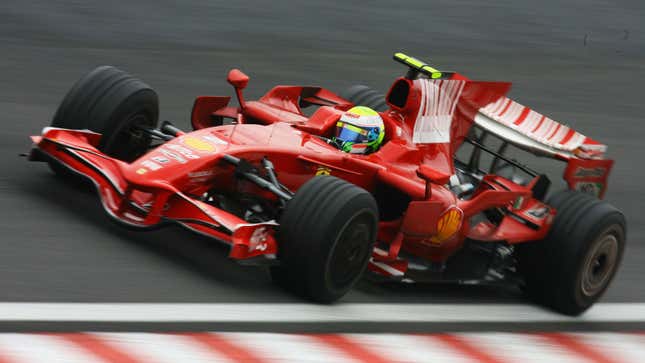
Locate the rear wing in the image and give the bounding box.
[476,96,607,160]
[474,95,613,199]
[391,52,614,198]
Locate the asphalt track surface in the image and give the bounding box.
[0,0,644,331]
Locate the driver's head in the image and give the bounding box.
[333,106,385,154]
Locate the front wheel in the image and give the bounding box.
[517,190,626,315]
[50,65,159,164]
[270,176,378,303]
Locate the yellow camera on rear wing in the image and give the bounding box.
[393,52,454,80]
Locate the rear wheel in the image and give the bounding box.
[340,85,388,112]
[49,66,158,172]
[517,190,626,315]
[270,176,378,303]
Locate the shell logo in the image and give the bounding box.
[315,166,331,176]
[429,207,463,244]
[183,136,216,152]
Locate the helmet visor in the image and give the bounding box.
[334,121,370,144]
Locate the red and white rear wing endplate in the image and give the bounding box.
[474,96,614,198]
[476,96,607,160]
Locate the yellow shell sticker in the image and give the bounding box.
[430,207,463,244]
[315,166,331,176]
[183,136,216,152]
[136,168,148,175]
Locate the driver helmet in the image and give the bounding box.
[333,106,385,154]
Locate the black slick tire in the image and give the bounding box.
[50,65,159,165]
[270,176,379,303]
[517,190,626,315]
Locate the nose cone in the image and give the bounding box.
[127,130,229,186]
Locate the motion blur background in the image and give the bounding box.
[0,0,643,306]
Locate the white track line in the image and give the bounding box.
[0,303,645,323]
[0,303,644,323]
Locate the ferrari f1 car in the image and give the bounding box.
[28,53,626,315]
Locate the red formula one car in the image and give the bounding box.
[28,53,625,315]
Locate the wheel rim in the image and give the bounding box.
[327,212,374,289]
[580,231,619,297]
[109,112,153,161]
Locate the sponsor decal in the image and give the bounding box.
[188,170,214,178]
[315,166,331,176]
[166,144,200,160]
[141,160,162,171]
[574,167,606,178]
[513,196,525,210]
[576,182,603,197]
[183,136,216,152]
[413,79,465,144]
[160,149,186,164]
[249,227,269,251]
[202,134,228,145]
[350,143,368,154]
[136,168,147,175]
[525,206,550,219]
[152,156,170,164]
[428,207,463,244]
[187,170,214,183]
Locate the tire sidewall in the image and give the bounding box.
[320,206,378,298]
[567,213,626,310]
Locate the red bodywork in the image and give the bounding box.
[30,68,613,278]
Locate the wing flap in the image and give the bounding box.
[477,96,606,159]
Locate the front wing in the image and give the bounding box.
[29,127,278,262]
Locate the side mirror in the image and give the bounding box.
[417,164,450,199]
[227,69,249,90]
[417,164,450,185]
